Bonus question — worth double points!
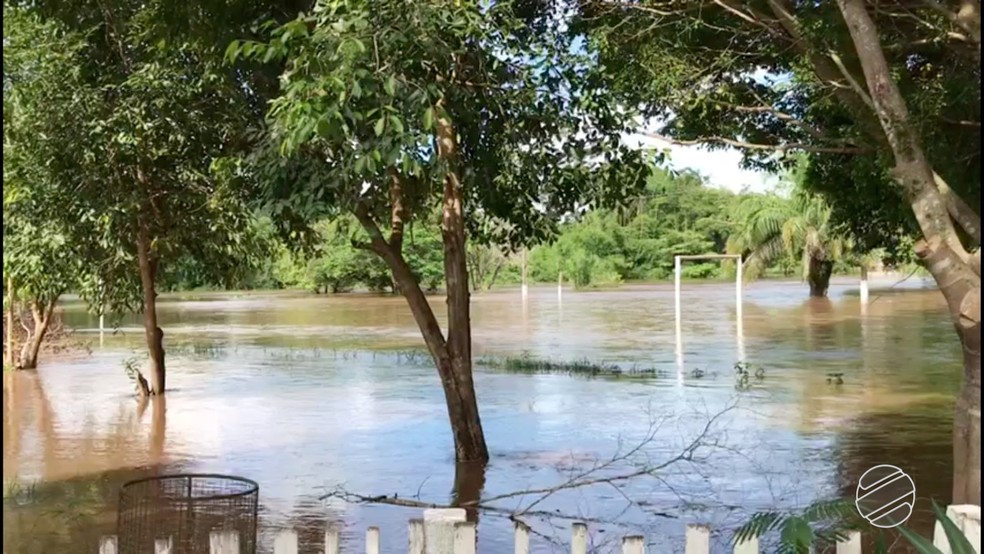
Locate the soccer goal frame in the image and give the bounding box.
[673,254,745,379]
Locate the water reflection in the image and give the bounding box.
[452,462,487,523]
[4,277,959,552]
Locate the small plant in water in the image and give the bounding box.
[121,353,150,395]
[826,372,845,385]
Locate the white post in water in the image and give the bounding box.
[98,279,106,347]
[860,265,870,304]
[424,508,466,554]
[557,271,563,300]
[736,255,745,362]
[521,248,529,299]
[674,255,684,384]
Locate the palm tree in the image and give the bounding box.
[727,190,850,297]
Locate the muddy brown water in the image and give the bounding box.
[3,277,960,553]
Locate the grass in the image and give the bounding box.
[3,478,41,504]
[478,353,669,378]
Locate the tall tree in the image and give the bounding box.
[727,189,850,297]
[3,5,96,370]
[577,0,980,504]
[6,1,290,394]
[235,0,647,462]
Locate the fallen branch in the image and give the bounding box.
[319,402,736,528]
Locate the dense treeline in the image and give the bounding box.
[163,165,869,293]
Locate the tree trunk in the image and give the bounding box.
[136,225,166,395]
[435,106,489,464]
[353,206,489,463]
[485,260,504,292]
[807,256,833,297]
[16,300,55,370]
[837,0,982,504]
[5,278,14,368]
[953,314,981,505]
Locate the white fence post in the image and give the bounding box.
[409,519,426,554]
[424,508,466,554]
[452,522,477,554]
[209,530,240,554]
[685,524,710,554]
[325,526,341,554]
[836,531,862,554]
[154,536,174,554]
[365,526,380,554]
[514,521,530,554]
[98,536,118,554]
[274,530,298,554]
[571,522,588,554]
[733,536,758,554]
[621,535,645,554]
[934,504,981,554]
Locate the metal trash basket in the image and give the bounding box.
[117,474,259,554]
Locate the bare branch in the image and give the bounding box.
[319,403,736,530]
[639,131,869,154]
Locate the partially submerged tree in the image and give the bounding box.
[728,190,849,297]
[2,6,93,370]
[5,1,279,394]
[578,0,981,503]
[235,0,647,462]
[1,189,79,370]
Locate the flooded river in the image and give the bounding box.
[3,277,960,553]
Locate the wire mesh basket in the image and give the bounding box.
[117,474,259,554]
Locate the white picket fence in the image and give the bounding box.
[96,505,982,554]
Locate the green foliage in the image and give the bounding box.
[734,499,977,554]
[3,6,90,308]
[727,166,852,285]
[574,0,979,257]
[233,0,648,255]
[733,499,860,553]
[891,502,978,554]
[529,168,738,287]
[4,1,269,317]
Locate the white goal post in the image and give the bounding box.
[674,254,745,379]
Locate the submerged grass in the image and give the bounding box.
[478,353,669,378]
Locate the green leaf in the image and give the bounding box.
[733,512,783,544]
[931,502,976,554]
[780,517,813,552]
[374,117,386,136]
[224,40,241,63]
[384,75,396,96]
[389,115,404,134]
[898,526,946,554]
[351,80,362,99]
[422,107,434,131]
